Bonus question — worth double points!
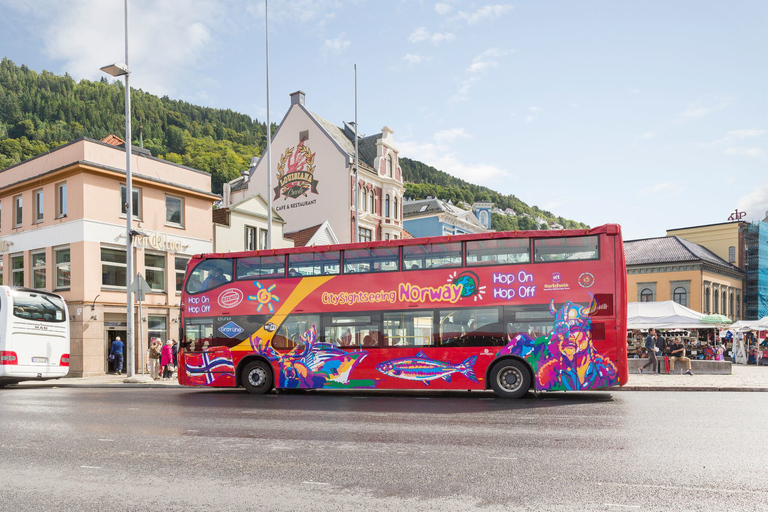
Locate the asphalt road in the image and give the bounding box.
[1,387,766,511]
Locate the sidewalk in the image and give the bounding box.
[9,365,768,392]
[616,364,768,392]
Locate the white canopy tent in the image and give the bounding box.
[627,301,712,329]
[749,317,768,331]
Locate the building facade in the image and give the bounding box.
[225,91,406,243]
[0,138,218,376]
[213,194,293,253]
[625,236,745,319]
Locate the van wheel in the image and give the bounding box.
[242,360,273,394]
[489,359,531,399]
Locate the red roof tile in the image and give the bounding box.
[101,134,125,146]
[284,224,322,247]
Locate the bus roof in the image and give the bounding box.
[192,223,622,260]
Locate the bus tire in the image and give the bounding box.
[242,360,273,395]
[489,359,531,399]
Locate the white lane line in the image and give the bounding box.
[81,466,101,469]
[415,397,431,400]
[302,481,329,486]
[604,505,640,509]
[489,456,518,460]
[601,482,768,496]
[98,439,114,442]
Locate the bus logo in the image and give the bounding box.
[218,288,244,309]
[578,272,595,288]
[218,321,245,339]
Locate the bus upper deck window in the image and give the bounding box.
[187,259,234,294]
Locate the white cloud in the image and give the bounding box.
[434,128,471,142]
[408,26,454,45]
[525,106,543,123]
[452,47,516,102]
[673,97,731,123]
[630,88,641,94]
[403,53,429,65]
[639,182,683,196]
[324,35,351,53]
[711,129,766,158]
[724,147,765,157]
[738,180,768,222]
[434,2,454,15]
[455,4,513,24]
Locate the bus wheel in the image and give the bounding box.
[490,359,531,399]
[242,361,273,395]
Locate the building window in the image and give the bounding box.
[32,251,46,289]
[120,185,142,219]
[705,287,711,314]
[359,227,372,242]
[736,293,741,319]
[0,258,3,285]
[55,246,70,289]
[722,291,727,316]
[386,155,393,177]
[713,288,719,314]
[165,195,184,226]
[673,287,687,307]
[299,130,309,142]
[370,193,375,214]
[728,246,736,264]
[11,254,24,287]
[640,288,654,302]
[385,194,390,218]
[245,226,257,251]
[56,182,67,218]
[14,195,22,227]
[101,247,127,288]
[361,189,367,212]
[175,256,189,293]
[148,315,168,346]
[33,189,43,223]
[145,252,166,292]
[394,196,398,220]
[729,292,734,319]
[259,228,268,250]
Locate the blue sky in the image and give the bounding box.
[1,0,767,241]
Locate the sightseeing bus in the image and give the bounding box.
[178,224,628,398]
[0,287,70,386]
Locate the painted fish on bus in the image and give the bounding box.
[375,352,478,385]
[185,346,236,386]
[252,325,368,389]
[499,298,618,391]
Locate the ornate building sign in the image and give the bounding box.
[274,141,319,200]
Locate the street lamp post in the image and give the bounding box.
[101,0,135,379]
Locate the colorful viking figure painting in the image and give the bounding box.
[498,298,618,391]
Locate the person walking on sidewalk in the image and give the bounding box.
[110,336,124,375]
[639,328,659,374]
[149,338,162,380]
[669,338,694,375]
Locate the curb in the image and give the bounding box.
[610,386,768,392]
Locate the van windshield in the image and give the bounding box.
[12,291,66,323]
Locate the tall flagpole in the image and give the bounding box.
[265,0,273,249]
[354,64,359,243]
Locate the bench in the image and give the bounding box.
[628,358,732,375]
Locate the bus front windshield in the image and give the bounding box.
[12,291,66,323]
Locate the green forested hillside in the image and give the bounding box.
[0,58,586,229]
[0,58,268,192]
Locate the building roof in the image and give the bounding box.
[100,134,125,146]
[403,197,487,231]
[309,112,379,171]
[624,236,741,271]
[284,224,322,247]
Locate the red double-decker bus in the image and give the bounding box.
[178,224,627,398]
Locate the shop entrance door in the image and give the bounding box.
[106,330,126,374]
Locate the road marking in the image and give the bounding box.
[98,439,114,442]
[81,466,101,469]
[604,505,640,509]
[415,397,431,400]
[600,482,768,496]
[303,481,329,486]
[489,456,518,460]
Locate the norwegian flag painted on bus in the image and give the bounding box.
[185,346,236,386]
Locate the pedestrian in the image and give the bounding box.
[639,328,659,374]
[110,336,125,375]
[161,339,174,379]
[149,338,162,380]
[171,339,178,367]
[669,337,694,375]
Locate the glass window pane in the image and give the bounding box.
[467,238,530,266]
[166,196,182,224]
[102,264,126,287]
[12,291,66,322]
[272,314,320,350]
[439,308,503,347]
[403,242,461,269]
[383,311,434,347]
[534,235,599,262]
[288,251,339,276]
[145,253,166,269]
[56,249,70,265]
[186,259,233,294]
[32,252,46,267]
[12,256,23,270]
[101,248,126,264]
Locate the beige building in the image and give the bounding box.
[225,91,407,242]
[0,137,218,376]
[212,194,293,252]
[667,222,746,268]
[625,236,745,319]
